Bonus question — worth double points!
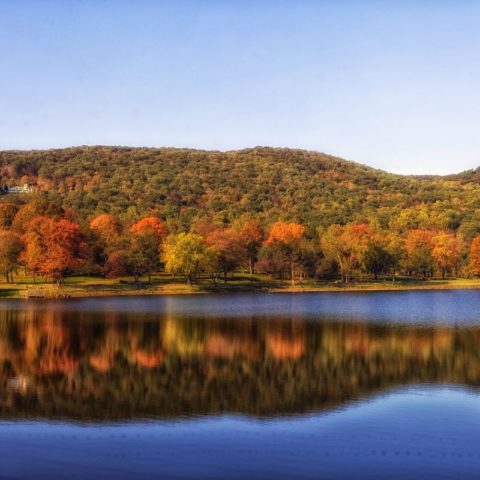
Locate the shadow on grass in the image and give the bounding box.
[0,288,22,298]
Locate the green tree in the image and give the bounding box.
[128,232,161,283]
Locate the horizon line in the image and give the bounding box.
[0,143,474,178]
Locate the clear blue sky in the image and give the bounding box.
[0,0,479,174]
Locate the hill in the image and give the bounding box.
[0,146,480,236]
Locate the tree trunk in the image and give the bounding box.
[291,258,295,286]
[337,255,344,283]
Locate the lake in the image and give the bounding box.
[2,290,480,479]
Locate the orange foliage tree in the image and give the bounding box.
[239,219,264,275]
[90,214,120,247]
[23,216,88,283]
[470,235,480,276]
[130,216,167,241]
[344,223,373,274]
[432,232,462,278]
[266,222,305,285]
[12,204,38,234]
[404,229,436,277]
[22,216,45,282]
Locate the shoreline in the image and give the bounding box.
[2,277,480,300]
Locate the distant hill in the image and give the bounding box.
[1,146,480,235]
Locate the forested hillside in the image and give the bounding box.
[1,146,480,285]
[1,146,480,235]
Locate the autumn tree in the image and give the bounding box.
[130,216,167,241]
[23,217,88,283]
[128,232,161,283]
[90,214,120,249]
[206,228,246,282]
[383,232,405,281]
[239,219,264,275]
[43,218,88,283]
[12,204,39,234]
[404,229,435,278]
[344,223,373,276]
[127,217,167,282]
[104,250,131,279]
[22,216,46,282]
[162,233,207,284]
[0,231,24,283]
[432,232,462,279]
[470,235,480,276]
[321,225,349,282]
[266,222,305,285]
[190,217,220,238]
[0,204,18,229]
[389,206,432,233]
[321,224,372,282]
[88,213,123,270]
[256,243,291,278]
[360,226,404,280]
[364,243,393,280]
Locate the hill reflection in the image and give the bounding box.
[1,307,480,420]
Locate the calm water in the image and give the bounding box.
[2,290,480,479]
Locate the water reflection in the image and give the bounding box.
[1,303,480,421]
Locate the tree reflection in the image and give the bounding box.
[1,308,480,420]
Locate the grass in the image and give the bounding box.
[1,273,480,299]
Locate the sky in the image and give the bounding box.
[0,0,479,175]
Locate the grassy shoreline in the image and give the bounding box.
[1,274,480,299]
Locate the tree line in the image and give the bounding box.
[0,194,480,285]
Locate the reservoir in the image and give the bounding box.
[2,291,480,479]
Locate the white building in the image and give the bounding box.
[6,184,33,194]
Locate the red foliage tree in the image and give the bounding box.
[104,250,131,278]
[23,216,88,283]
[266,222,306,285]
[206,228,246,282]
